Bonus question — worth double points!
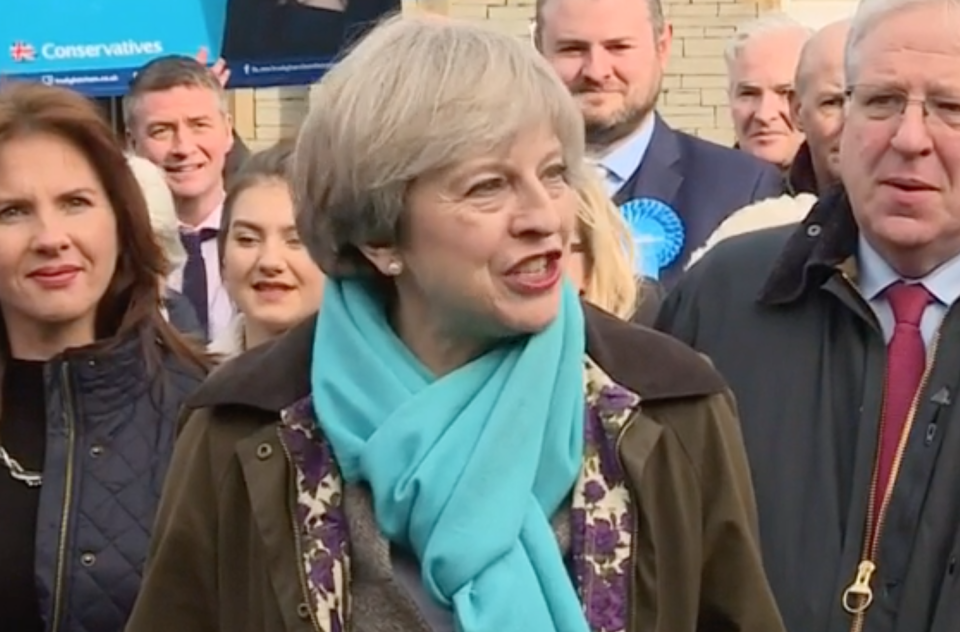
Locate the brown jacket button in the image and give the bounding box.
[297,602,311,620]
[256,443,273,459]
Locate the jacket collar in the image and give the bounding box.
[786,142,819,196]
[613,115,683,208]
[189,301,725,413]
[758,186,859,305]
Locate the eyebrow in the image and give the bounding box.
[736,82,794,91]
[61,187,97,198]
[146,114,213,127]
[541,148,564,165]
[230,219,297,233]
[0,194,26,208]
[0,187,96,208]
[553,35,636,46]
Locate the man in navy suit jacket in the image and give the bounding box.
[535,0,783,289]
[611,116,783,286]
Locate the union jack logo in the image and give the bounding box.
[10,41,36,63]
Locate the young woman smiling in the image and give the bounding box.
[209,140,325,358]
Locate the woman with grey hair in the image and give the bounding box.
[126,154,203,337]
[126,14,782,632]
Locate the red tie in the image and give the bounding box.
[874,282,933,524]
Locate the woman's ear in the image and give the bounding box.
[358,245,403,276]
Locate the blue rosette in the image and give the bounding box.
[619,198,685,280]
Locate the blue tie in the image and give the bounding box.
[179,228,218,334]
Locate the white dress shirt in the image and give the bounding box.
[858,236,960,347]
[170,204,235,341]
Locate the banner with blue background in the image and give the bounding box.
[1,0,398,97]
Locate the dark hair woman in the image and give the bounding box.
[0,82,208,632]
[209,139,325,359]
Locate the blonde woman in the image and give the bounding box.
[567,171,639,320]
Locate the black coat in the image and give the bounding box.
[656,189,960,632]
[35,332,203,632]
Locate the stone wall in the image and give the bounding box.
[660,0,778,145]
[781,0,857,28]
[236,0,796,148]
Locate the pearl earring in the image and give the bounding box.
[386,261,402,275]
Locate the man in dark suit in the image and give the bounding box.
[535,0,783,288]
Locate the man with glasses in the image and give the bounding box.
[656,0,960,630]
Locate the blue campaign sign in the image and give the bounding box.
[1,0,399,97]
[1,1,225,97]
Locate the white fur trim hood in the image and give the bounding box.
[685,193,818,270]
[208,314,246,360]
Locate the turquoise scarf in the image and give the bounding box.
[311,279,590,632]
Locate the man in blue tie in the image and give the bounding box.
[125,56,236,341]
[534,0,784,286]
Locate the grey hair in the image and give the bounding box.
[724,13,813,73]
[123,56,226,128]
[845,0,960,87]
[125,154,187,272]
[292,14,587,278]
[533,0,666,47]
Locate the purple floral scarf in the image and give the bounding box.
[277,358,640,632]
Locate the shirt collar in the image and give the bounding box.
[597,115,656,186]
[179,201,224,233]
[858,234,960,306]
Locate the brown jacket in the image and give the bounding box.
[125,304,784,632]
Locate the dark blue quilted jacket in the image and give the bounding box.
[33,333,203,632]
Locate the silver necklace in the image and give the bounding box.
[0,445,42,487]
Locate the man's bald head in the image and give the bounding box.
[791,18,851,193]
[795,19,850,97]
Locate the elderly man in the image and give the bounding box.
[657,0,960,630]
[726,14,811,170]
[683,18,852,269]
[787,18,850,195]
[534,0,783,286]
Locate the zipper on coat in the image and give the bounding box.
[277,425,326,632]
[51,362,78,632]
[842,327,942,632]
[615,413,640,632]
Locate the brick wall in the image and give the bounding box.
[781,0,857,27]
[236,0,783,147]
[661,0,778,145]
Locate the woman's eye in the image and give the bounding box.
[543,164,568,182]
[0,205,26,221]
[64,197,91,211]
[467,178,506,196]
